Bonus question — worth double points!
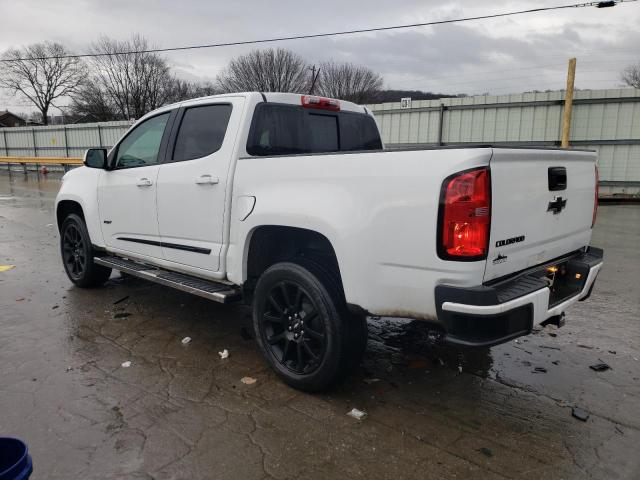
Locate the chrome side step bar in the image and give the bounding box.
[94,255,242,304]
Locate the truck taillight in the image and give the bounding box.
[592,165,599,228]
[438,167,491,260]
[301,95,340,111]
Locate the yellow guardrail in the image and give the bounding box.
[0,156,83,165]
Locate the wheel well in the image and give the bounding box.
[245,226,342,294]
[56,200,84,232]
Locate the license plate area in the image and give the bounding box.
[530,259,588,308]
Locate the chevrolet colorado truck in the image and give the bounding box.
[55,92,603,391]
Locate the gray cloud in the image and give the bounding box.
[1,0,639,111]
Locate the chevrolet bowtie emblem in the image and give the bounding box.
[547,197,567,214]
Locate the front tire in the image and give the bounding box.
[60,214,111,287]
[253,260,357,392]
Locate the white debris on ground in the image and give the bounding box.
[363,378,381,384]
[218,349,229,359]
[241,376,257,385]
[347,408,368,420]
[121,361,132,368]
[181,336,192,345]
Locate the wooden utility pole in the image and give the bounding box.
[561,58,577,148]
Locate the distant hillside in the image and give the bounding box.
[374,90,462,103]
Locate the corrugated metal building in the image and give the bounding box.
[0,121,132,159]
[367,88,640,195]
[1,88,639,194]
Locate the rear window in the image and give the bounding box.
[246,103,382,156]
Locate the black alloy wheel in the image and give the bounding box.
[60,214,112,287]
[261,280,327,375]
[62,222,87,281]
[253,260,356,392]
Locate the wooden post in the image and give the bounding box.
[561,58,577,148]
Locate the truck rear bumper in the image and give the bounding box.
[434,247,603,347]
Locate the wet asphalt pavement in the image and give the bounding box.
[0,171,639,480]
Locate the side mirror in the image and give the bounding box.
[84,148,108,169]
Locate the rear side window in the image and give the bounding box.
[247,103,382,156]
[173,104,232,161]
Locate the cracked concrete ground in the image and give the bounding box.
[0,171,638,480]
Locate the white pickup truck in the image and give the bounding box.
[55,92,603,391]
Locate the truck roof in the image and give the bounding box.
[154,92,368,116]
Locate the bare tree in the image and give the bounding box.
[621,63,640,88]
[165,79,219,103]
[316,61,383,104]
[217,48,309,93]
[86,35,178,120]
[68,81,119,122]
[0,42,86,125]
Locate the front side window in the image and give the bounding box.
[173,104,233,161]
[115,113,170,168]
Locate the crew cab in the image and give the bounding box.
[55,92,603,391]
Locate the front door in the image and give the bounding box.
[98,111,173,260]
[156,99,244,272]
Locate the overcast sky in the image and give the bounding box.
[2,0,640,113]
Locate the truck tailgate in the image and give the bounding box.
[484,148,597,282]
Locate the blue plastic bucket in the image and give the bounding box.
[0,438,32,480]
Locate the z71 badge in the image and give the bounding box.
[492,253,508,265]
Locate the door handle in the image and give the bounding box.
[195,175,219,185]
[136,178,153,187]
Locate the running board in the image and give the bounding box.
[94,256,241,303]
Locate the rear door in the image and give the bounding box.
[485,148,597,282]
[156,98,244,272]
[98,111,173,259]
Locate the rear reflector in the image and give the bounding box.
[438,167,491,260]
[592,165,599,228]
[301,95,340,111]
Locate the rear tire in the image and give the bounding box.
[252,259,364,392]
[60,214,111,288]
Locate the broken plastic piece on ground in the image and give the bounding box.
[181,336,192,345]
[0,265,16,272]
[218,349,229,359]
[347,408,367,420]
[121,361,132,368]
[113,296,129,305]
[363,378,381,384]
[572,407,590,421]
[241,376,257,385]
[46,223,53,227]
[589,362,610,372]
